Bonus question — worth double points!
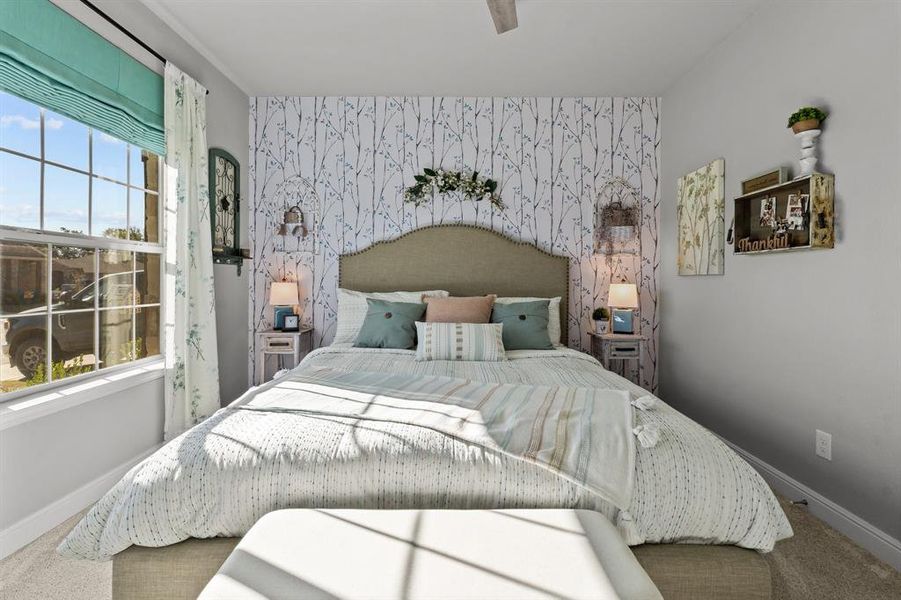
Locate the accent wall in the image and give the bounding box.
[248,97,661,390]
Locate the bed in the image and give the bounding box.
[60,225,791,599]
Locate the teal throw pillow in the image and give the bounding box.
[490,300,553,350]
[354,299,426,349]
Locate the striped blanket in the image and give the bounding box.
[241,367,635,508]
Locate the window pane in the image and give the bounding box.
[98,249,133,308]
[0,92,41,158]
[135,253,161,305]
[129,189,159,243]
[0,241,47,314]
[92,178,128,238]
[99,308,132,368]
[44,165,89,234]
[45,110,89,171]
[1,315,48,390]
[0,150,41,229]
[93,131,127,182]
[130,149,159,193]
[128,188,146,241]
[135,305,160,358]
[51,246,95,311]
[52,311,95,379]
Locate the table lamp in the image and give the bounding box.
[270,280,299,330]
[608,282,638,334]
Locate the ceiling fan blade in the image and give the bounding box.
[486,0,517,34]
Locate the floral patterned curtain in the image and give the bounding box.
[163,63,220,439]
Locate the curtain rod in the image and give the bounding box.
[78,0,210,95]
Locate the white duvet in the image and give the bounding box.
[59,346,791,561]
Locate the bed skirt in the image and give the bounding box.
[111,538,771,600]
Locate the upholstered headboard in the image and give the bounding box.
[338,224,570,344]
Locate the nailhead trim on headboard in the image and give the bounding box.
[338,223,571,344]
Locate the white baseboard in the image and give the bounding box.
[723,438,901,571]
[0,443,162,560]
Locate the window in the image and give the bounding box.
[0,91,162,396]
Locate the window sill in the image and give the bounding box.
[0,359,165,432]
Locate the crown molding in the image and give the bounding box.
[139,0,253,96]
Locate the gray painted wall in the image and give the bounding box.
[660,1,901,541]
[0,378,163,530]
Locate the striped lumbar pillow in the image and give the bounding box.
[415,322,506,362]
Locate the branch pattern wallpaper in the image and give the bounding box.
[249,97,661,391]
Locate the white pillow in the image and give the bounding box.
[414,322,506,362]
[334,288,449,344]
[495,296,562,346]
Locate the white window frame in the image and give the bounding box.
[0,98,166,404]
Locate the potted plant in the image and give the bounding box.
[592,307,610,334]
[787,106,827,134]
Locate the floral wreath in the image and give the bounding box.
[403,168,503,209]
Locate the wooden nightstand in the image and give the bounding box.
[589,332,644,385]
[255,327,313,385]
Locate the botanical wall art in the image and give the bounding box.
[249,97,661,391]
[677,158,725,275]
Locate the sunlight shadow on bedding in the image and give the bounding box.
[205,431,265,457]
[230,381,498,459]
[263,380,485,422]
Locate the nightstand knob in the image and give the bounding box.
[384,312,393,319]
[518,314,526,320]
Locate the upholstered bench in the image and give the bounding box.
[197,509,662,599]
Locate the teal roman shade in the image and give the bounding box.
[0,0,165,155]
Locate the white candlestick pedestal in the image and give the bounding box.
[795,129,821,176]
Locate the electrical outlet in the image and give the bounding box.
[816,429,832,461]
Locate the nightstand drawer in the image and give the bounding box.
[263,336,297,352]
[607,342,640,359]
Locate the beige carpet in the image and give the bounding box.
[1,497,899,600]
[0,511,109,600]
[766,497,901,599]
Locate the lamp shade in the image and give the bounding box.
[608,283,638,308]
[270,281,299,306]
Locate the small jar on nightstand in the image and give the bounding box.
[255,327,313,385]
[589,332,644,385]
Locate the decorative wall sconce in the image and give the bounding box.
[594,177,640,255]
[274,177,319,250]
[278,206,308,238]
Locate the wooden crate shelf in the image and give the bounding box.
[733,173,834,255]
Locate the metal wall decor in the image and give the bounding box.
[275,176,319,251]
[594,177,640,255]
[209,148,247,274]
[278,206,308,238]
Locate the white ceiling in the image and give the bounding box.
[141,0,766,97]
